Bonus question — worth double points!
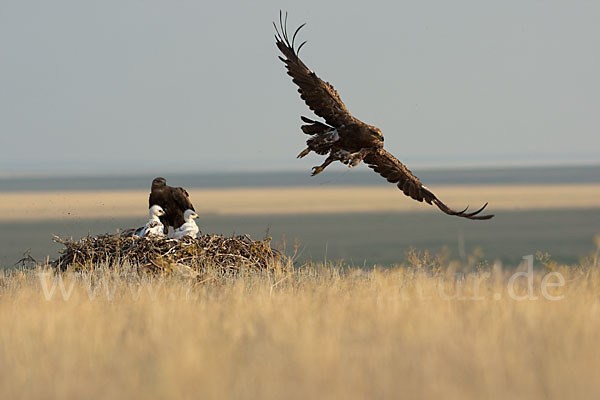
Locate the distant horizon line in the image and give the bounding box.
[1,159,599,180]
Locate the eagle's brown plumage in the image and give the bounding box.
[274,12,493,220]
[149,177,196,233]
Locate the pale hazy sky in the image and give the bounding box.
[1,0,599,176]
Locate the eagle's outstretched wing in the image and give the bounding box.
[274,12,355,128]
[364,149,494,220]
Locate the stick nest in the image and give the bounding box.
[50,232,284,275]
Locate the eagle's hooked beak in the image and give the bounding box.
[372,132,384,143]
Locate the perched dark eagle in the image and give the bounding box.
[149,177,196,233]
[274,12,493,220]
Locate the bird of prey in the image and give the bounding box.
[171,209,199,239]
[136,205,166,237]
[274,12,493,220]
[149,177,196,233]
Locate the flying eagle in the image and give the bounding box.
[136,205,166,237]
[274,13,493,220]
[149,177,196,233]
[171,209,200,239]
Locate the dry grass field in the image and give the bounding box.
[1,183,599,222]
[1,253,600,399]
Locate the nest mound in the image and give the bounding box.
[50,232,284,274]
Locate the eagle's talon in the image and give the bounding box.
[311,166,324,176]
[297,148,311,158]
[344,148,370,167]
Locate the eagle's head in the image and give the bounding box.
[368,125,384,145]
[152,177,167,188]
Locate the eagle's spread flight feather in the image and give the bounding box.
[274,12,493,220]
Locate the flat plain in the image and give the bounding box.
[1,184,599,267]
[1,184,599,221]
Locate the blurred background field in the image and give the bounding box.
[1,166,598,268]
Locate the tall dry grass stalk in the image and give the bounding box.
[1,258,599,399]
